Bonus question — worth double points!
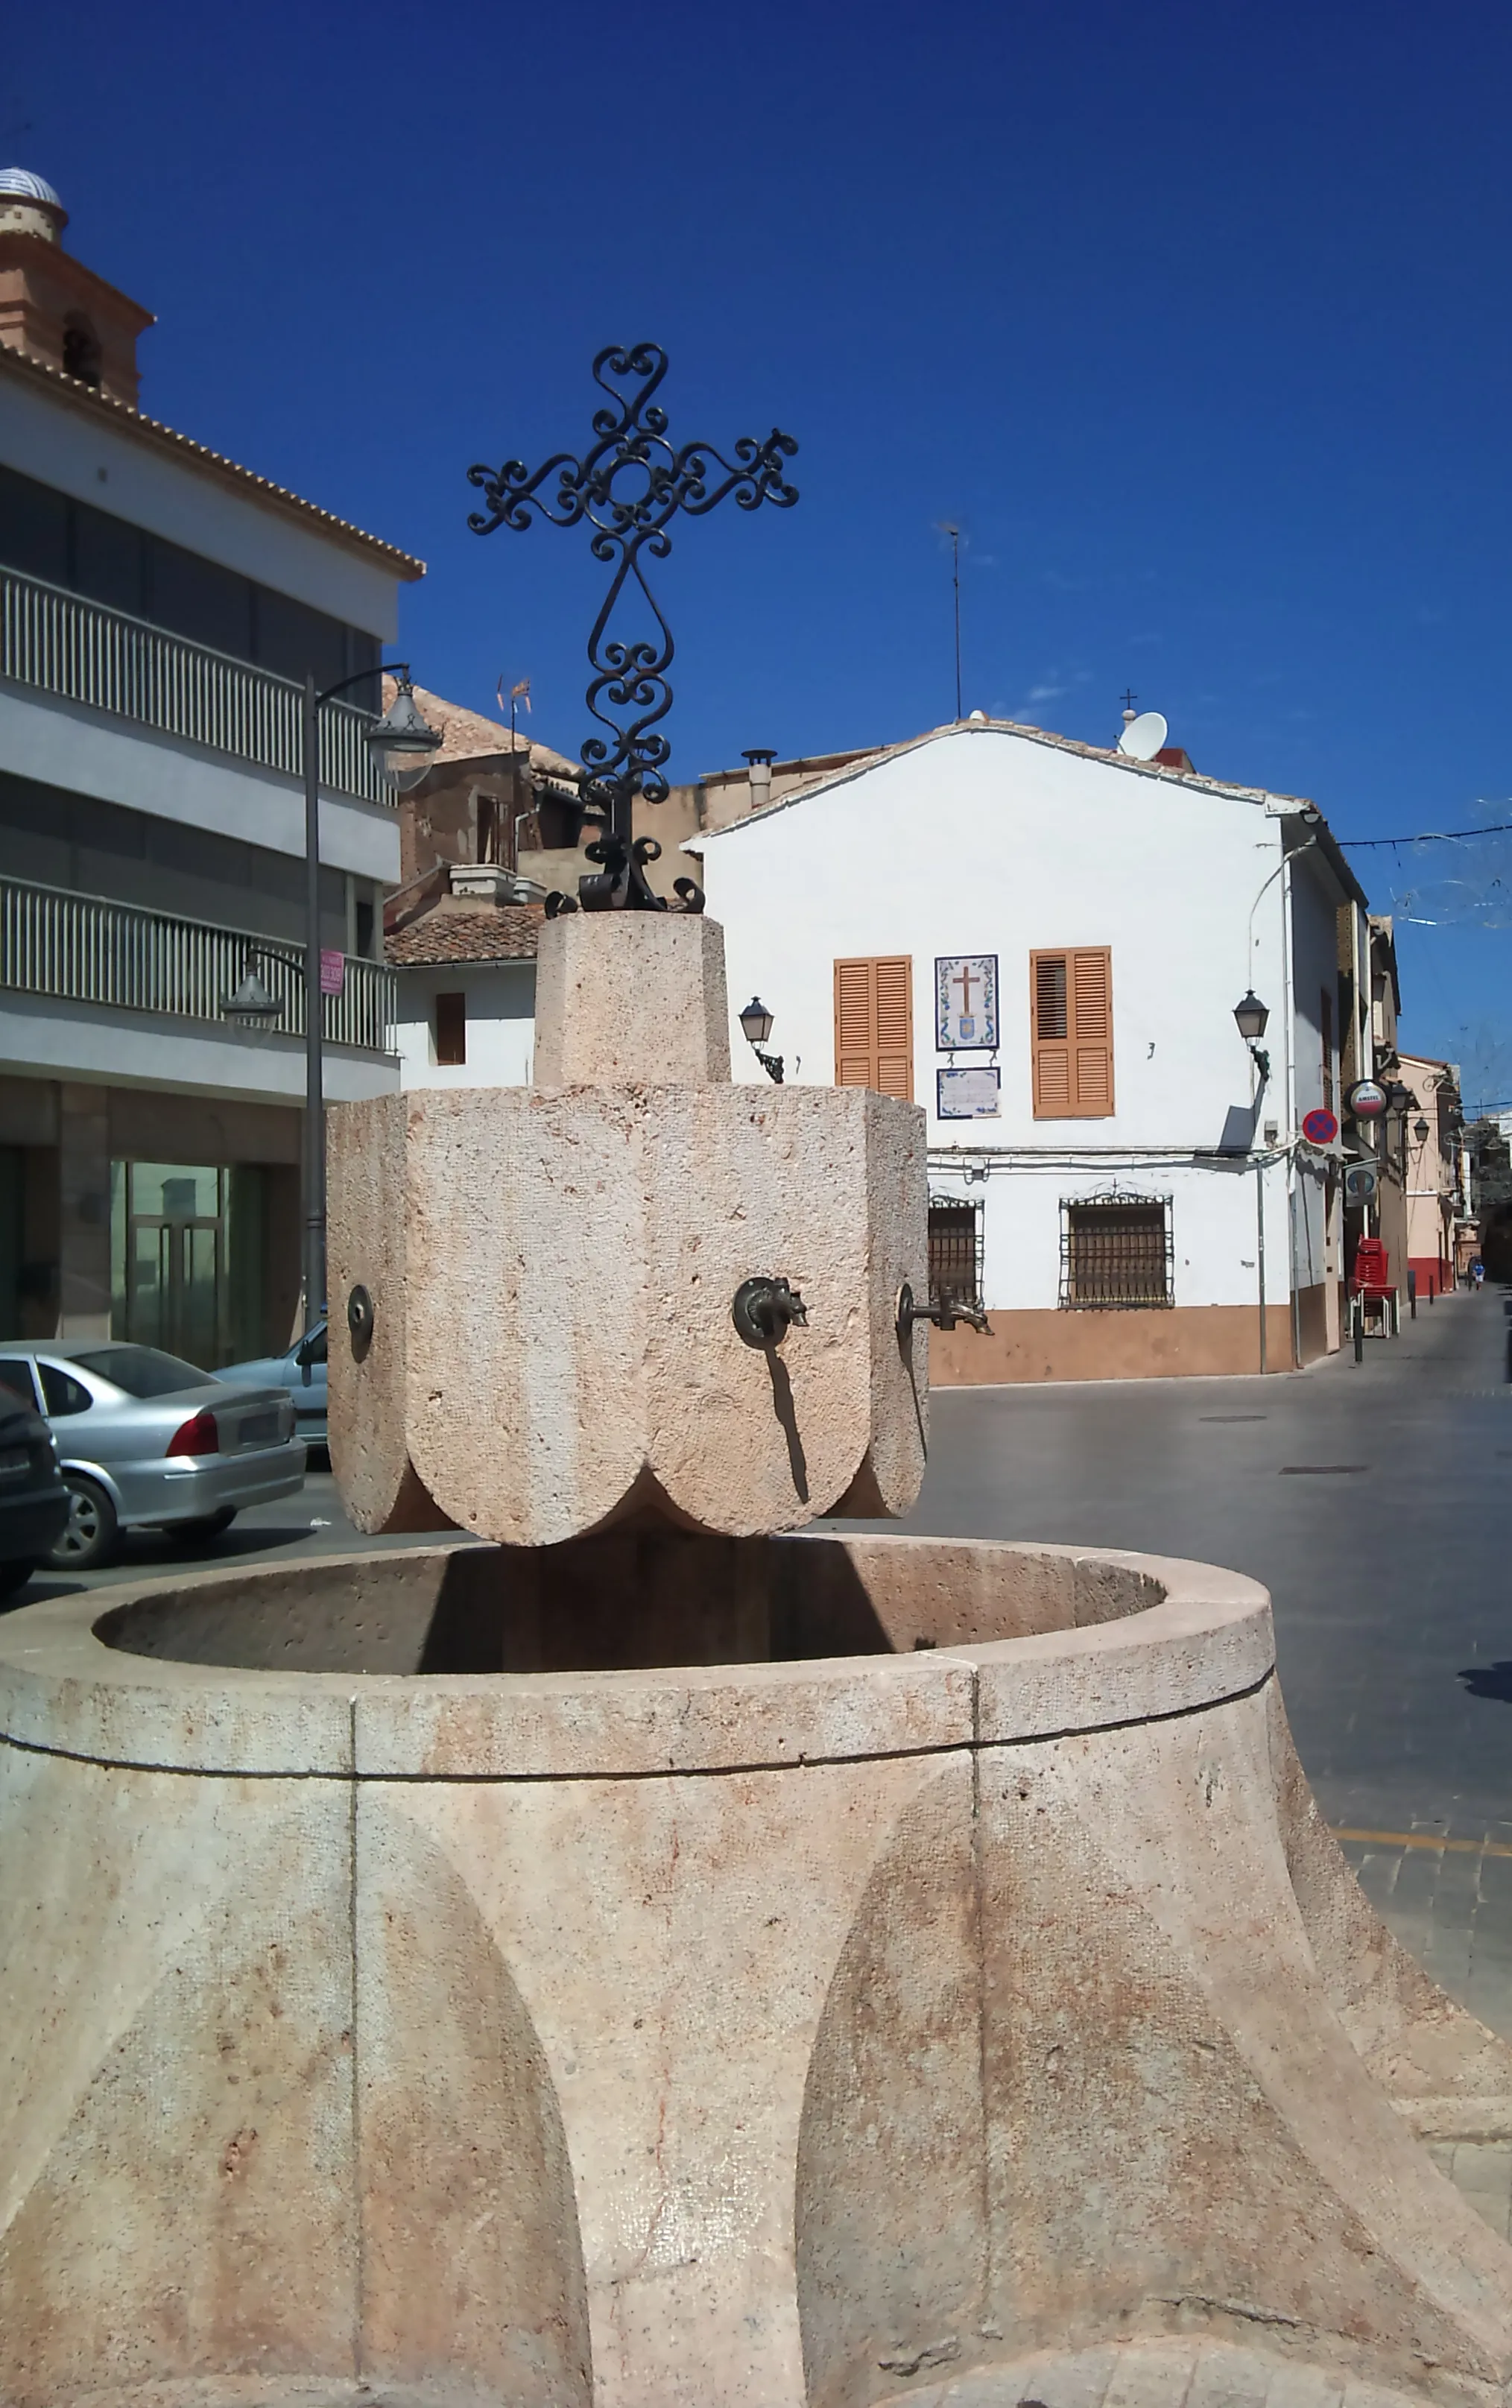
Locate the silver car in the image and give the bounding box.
[0,1342,307,1571]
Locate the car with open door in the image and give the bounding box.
[217,1321,328,1447]
[0,1343,306,1572]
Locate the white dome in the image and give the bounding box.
[0,168,62,206]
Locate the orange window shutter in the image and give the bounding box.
[1031,952,1072,1117]
[873,956,914,1100]
[835,959,876,1088]
[1070,947,1113,1116]
[833,957,913,1099]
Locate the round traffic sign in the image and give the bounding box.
[1302,1107,1339,1146]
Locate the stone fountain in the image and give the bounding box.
[2,907,1512,2408]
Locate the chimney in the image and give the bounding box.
[742,748,777,812]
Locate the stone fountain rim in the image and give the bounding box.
[0,1536,1273,1781]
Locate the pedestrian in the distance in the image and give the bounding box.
[1471,1257,1486,1291]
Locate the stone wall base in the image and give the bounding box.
[931,1301,1303,1385]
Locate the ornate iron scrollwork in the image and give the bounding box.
[468,343,797,913]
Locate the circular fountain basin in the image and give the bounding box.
[1,1538,1505,2408]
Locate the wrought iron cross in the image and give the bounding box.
[467,343,799,914]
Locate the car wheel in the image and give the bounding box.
[48,1476,119,1572]
[0,1559,37,1600]
[164,1508,237,1544]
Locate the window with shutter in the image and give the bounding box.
[1031,947,1114,1118]
[833,958,914,1100]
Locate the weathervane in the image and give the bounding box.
[468,343,799,914]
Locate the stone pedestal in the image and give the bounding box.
[328,914,927,1546]
[2,1541,1511,2408]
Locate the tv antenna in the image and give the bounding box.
[937,522,963,720]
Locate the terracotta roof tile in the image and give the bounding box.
[385,906,543,965]
[382,677,581,781]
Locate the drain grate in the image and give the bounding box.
[1279,1464,1367,1476]
[1201,1414,1268,1423]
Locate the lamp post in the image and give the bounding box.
[738,996,784,1084]
[300,665,441,1337]
[1234,991,1272,1374]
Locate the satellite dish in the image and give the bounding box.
[1118,710,1168,762]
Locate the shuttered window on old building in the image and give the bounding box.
[1031,947,1114,1118]
[927,1199,982,1311]
[1061,1198,1173,1308]
[834,958,914,1100]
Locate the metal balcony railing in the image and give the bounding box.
[0,565,391,805]
[0,876,396,1054]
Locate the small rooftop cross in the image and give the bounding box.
[468,343,798,914]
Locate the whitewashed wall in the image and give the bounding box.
[393,961,536,1090]
[699,724,1327,1316]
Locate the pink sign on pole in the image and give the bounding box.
[319,949,346,996]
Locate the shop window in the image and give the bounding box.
[110,1161,268,1369]
[1060,1196,1173,1309]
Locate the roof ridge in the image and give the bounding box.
[698,716,1320,837]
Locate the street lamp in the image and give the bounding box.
[1233,990,1271,1084]
[222,953,281,1029]
[1232,990,1274,1374]
[1233,990,1269,1041]
[299,662,441,1339]
[1414,1116,1432,1145]
[738,996,784,1084]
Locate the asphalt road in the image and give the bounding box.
[860,1283,1512,1842]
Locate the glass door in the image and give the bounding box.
[111,1162,269,1368]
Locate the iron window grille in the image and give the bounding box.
[928,1196,984,1313]
[1060,1193,1174,1309]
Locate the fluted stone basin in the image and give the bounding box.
[3,1535,1512,2408]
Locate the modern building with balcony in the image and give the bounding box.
[0,167,423,1359]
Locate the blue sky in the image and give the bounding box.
[10,0,1512,1096]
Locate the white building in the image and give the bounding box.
[698,715,1376,1383]
[387,886,539,1090]
[0,168,422,1358]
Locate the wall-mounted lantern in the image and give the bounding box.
[739,996,784,1084]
